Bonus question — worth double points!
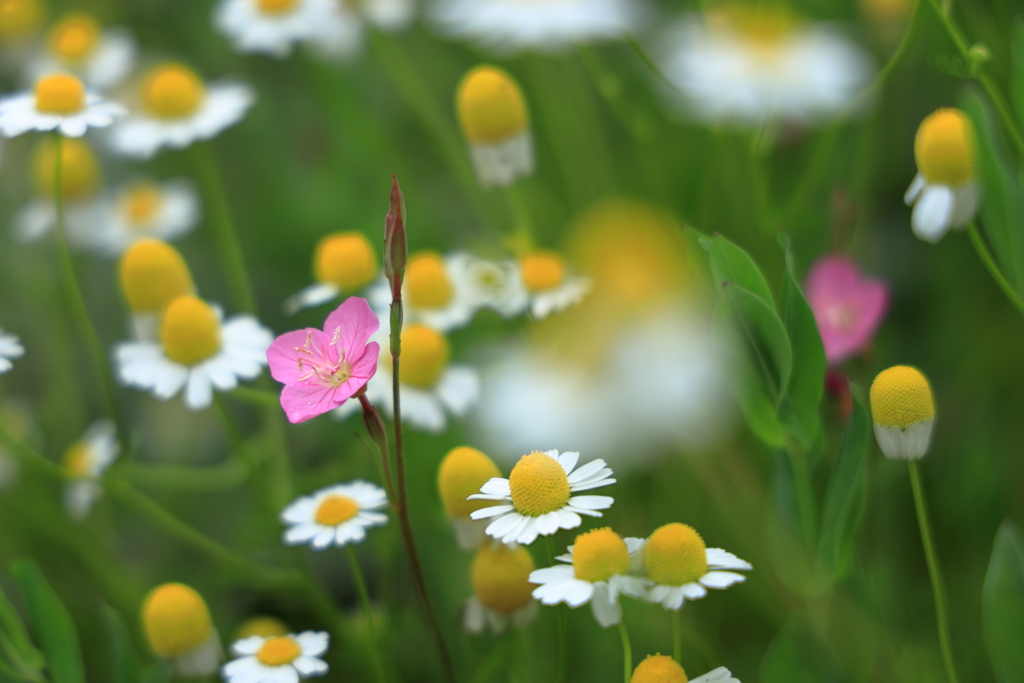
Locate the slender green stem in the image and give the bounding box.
[545,537,568,683]
[228,386,282,408]
[502,184,534,254]
[50,133,126,447]
[908,461,959,683]
[345,546,388,683]
[672,609,682,663]
[967,222,1024,316]
[617,620,633,683]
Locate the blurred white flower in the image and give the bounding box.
[24,12,135,91]
[279,481,388,549]
[215,0,355,59]
[0,329,25,374]
[84,179,200,256]
[61,420,119,520]
[368,251,480,332]
[0,73,125,138]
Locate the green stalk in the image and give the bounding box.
[967,222,1024,317]
[502,184,534,254]
[345,546,388,683]
[617,620,633,683]
[545,537,568,683]
[672,609,682,663]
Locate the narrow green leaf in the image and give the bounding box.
[11,560,85,683]
[721,283,792,403]
[0,586,39,670]
[1011,22,1024,143]
[982,520,1024,683]
[709,233,775,308]
[101,607,141,683]
[732,362,787,448]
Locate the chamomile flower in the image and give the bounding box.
[529,527,648,628]
[86,179,200,255]
[635,523,751,611]
[869,365,935,460]
[222,632,329,683]
[0,72,125,137]
[215,0,354,58]
[0,329,25,373]
[519,251,590,319]
[110,62,255,159]
[430,0,643,54]
[118,239,196,341]
[115,295,272,410]
[456,66,533,188]
[461,256,528,318]
[279,481,388,550]
[904,108,980,243]
[465,542,538,634]
[632,655,740,683]
[438,446,503,549]
[283,232,378,315]
[24,12,135,91]
[368,251,478,331]
[468,449,615,546]
[142,583,222,677]
[60,420,118,520]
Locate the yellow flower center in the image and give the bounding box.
[33,137,101,199]
[236,616,289,640]
[437,446,502,518]
[631,655,689,683]
[142,583,214,658]
[644,523,708,586]
[396,325,449,389]
[34,73,85,114]
[314,495,359,526]
[0,0,44,40]
[520,252,566,292]
[471,543,536,614]
[256,637,302,667]
[406,253,454,309]
[508,452,570,517]
[869,365,935,428]
[48,13,100,62]
[915,108,974,186]
[572,527,631,583]
[257,0,299,13]
[160,296,221,366]
[142,64,205,119]
[61,442,92,478]
[122,182,163,227]
[314,232,377,290]
[713,4,797,49]
[457,65,529,144]
[119,240,195,313]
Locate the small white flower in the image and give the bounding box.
[0,329,25,373]
[115,296,272,410]
[0,73,125,138]
[10,196,102,245]
[469,449,614,546]
[61,420,119,520]
[215,0,355,58]
[280,481,388,550]
[86,179,200,256]
[283,232,378,315]
[24,13,136,91]
[462,257,529,318]
[632,656,741,683]
[222,632,329,683]
[368,251,480,332]
[517,252,590,319]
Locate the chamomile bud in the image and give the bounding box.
[282,232,377,315]
[456,65,534,187]
[631,655,741,683]
[464,543,537,634]
[869,365,935,460]
[119,239,195,315]
[397,324,449,389]
[142,583,222,677]
[32,134,101,200]
[438,446,502,549]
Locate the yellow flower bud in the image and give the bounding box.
[119,240,195,313]
[631,655,688,683]
[520,252,566,292]
[573,527,631,583]
[396,324,448,389]
[142,584,214,658]
[457,66,529,144]
[438,446,501,519]
[32,137,101,199]
[314,232,377,290]
[914,108,974,186]
[160,296,222,366]
[143,64,205,119]
[471,543,535,614]
[406,252,454,309]
[869,365,935,460]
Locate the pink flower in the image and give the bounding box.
[267,297,381,423]
[806,255,888,366]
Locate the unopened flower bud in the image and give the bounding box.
[869,365,935,460]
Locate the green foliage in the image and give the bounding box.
[982,520,1024,683]
[11,560,85,683]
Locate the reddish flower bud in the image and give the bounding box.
[384,175,407,299]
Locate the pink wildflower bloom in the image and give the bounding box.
[806,255,888,366]
[267,297,380,423]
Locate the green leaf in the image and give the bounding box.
[817,394,869,578]
[0,585,40,672]
[731,359,787,448]
[11,560,85,683]
[720,283,792,403]
[982,519,1024,683]
[101,607,141,683]
[761,617,841,683]
[1011,22,1024,143]
[708,233,775,308]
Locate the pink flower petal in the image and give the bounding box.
[280,383,343,424]
[323,297,380,356]
[267,328,329,384]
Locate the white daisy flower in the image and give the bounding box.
[222,632,329,683]
[464,542,538,634]
[368,251,479,332]
[0,72,125,137]
[0,329,25,373]
[430,0,643,54]
[632,655,741,683]
[438,446,503,549]
[24,12,136,91]
[657,7,873,127]
[280,481,388,550]
[455,66,534,188]
[461,256,528,318]
[468,449,615,546]
[118,239,196,342]
[215,0,355,58]
[634,523,751,611]
[143,583,222,677]
[109,63,255,159]
[869,365,935,461]
[60,420,119,520]
[87,179,200,256]
[529,527,648,628]
[115,295,272,410]
[283,232,377,315]
[904,108,980,243]
[518,251,590,319]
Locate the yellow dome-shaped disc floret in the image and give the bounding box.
[397,325,449,389]
[235,616,289,640]
[143,64,205,119]
[48,12,99,62]
[0,0,44,40]
[314,495,359,526]
[438,446,502,518]
[457,66,529,144]
[256,637,301,666]
[471,543,536,614]
[257,0,298,13]
[122,182,163,227]
[915,108,975,186]
[631,655,689,683]
[869,365,935,428]
[160,296,221,366]
[34,73,85,114]
[33,137,101,199]
[573,527,631,583]
[406,252,454,309]
[61,441,91,478]
[508,452,570,517]
[644,523,708,586]
[520,252,566,292]
[119,240,195,313]
[142,583,214,658]
[314,232,377,290]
